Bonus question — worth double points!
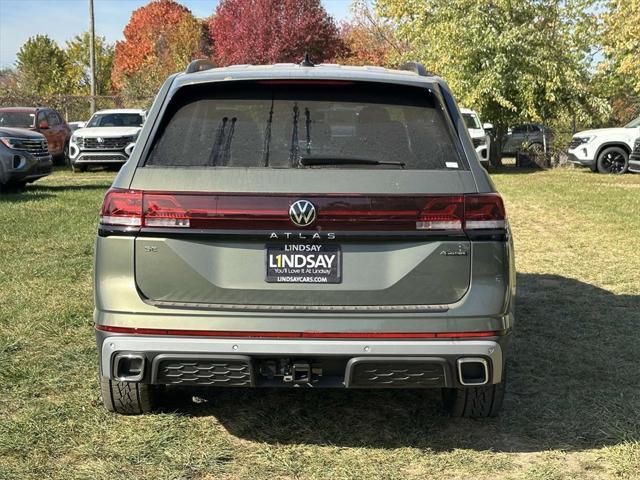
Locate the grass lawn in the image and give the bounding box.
[0,167,639,479]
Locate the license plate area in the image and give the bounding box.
[266,244,342,284]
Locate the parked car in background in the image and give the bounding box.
[69,109,145,172]
[568,116,640,174]
[68,121,86,132]
[95,60,514,418]
[629,137,640,173]
[0,107,71,165]
[502,123,553,157]
[0,127,52,191]
[461,108,491,168]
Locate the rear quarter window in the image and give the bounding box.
[144,81,465,171]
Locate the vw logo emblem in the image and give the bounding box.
[97,137,104,143]
[289,200,317,227]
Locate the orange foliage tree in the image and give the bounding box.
[111,0,208,100]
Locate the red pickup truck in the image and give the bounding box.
[0,107,71,164]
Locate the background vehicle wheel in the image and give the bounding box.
[100,376,158,415]
[442,372,506,418]
[62,141,70,166]
[597,147,628,174]
[71,163,86,173]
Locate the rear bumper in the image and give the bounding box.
[96,329,508,388]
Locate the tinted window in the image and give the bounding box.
[48,111,61,126]
[511,125,527,134]
[462,113,481,129]
[87,113,143,128]
[145,82,463,170]
[0,111,35,128]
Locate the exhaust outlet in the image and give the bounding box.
[113,353,146,382]
[457,358,489,386]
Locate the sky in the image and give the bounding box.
[0,0,354,68]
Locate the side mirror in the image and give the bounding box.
[483,123,494,131]
[38,120,49,129]
[77,122,86,129]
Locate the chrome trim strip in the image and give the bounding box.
[457,357,489,386]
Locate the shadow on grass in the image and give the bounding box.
[159,273,640,452]
[30,183,111,192]
[0,183,109,201]
[0,192,54,202]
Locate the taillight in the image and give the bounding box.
[100,189,142,226]
[99,190,506,233]
[144,193,191,227]
[416,196,464,230]
[464,194,506,230]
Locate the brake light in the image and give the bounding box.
[464,194,506,230]
[100,189,142,226]
[416,196,464,230]
[99,190,506,232]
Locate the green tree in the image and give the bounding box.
[377,0,609,159]
[65,32,114,95]
[598,0,640,124]
[15,34,70,95]
[602,0,640,94]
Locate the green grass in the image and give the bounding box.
[1,167,639,479]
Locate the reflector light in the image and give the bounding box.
[96,324,503,339]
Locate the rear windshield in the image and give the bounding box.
[145,81,464,170]
[0,111,35,128]
[87,113,143,128]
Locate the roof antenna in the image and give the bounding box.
[300,52,315,67]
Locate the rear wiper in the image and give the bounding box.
[299,156,406,168]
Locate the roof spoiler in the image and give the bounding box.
[185,59,216,74]
[399,61,433,77]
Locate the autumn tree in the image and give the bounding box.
[378,0,609,160]
[15,35,70,95]
[208,0,345,65]
[112,0,208,100]
[66,33,114,95]
[338,1,405,67]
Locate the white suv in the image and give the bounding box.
[568,116,640,174]
[69,109,145,172]
[461,108,491,167]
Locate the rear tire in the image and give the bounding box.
[100,376,158,415]
[442,372,506,418]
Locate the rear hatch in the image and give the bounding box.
[102,81,503,310]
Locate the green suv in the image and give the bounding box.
[95,59,515,417]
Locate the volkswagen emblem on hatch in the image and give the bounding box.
[289,200,317,227]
